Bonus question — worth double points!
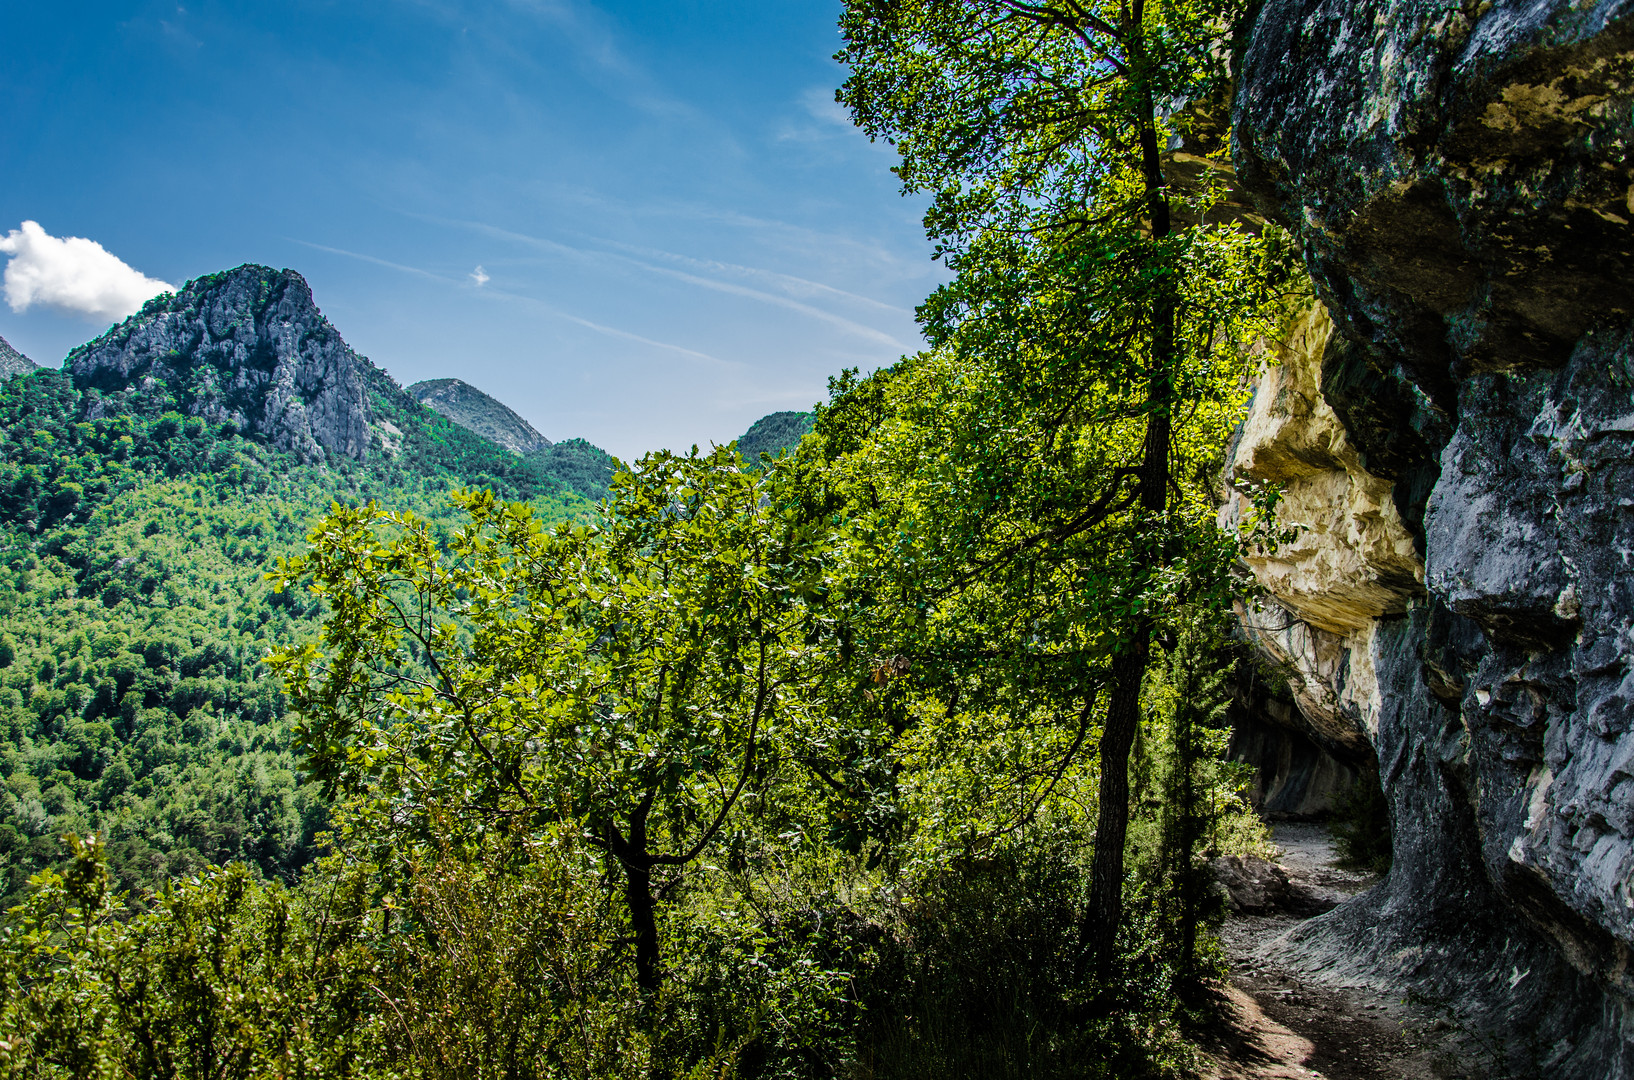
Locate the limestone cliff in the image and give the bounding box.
[1230,0,1634,1073]
[0,334,37,380]
[69,266,378,463]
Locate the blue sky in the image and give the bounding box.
[0,1,941,460]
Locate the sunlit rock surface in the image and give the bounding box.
[1226,304,1424,637]
[69,266,372,464]
[1231,0,1634,1072]
[1222,301,1425,751]
[0,334,36,379]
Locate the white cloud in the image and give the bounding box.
[471,264,491,286]
[0,221,175,324]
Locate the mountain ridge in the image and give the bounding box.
[408,377,551,457]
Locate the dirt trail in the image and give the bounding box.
[1196,824,1475,1080]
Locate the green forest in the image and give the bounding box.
[2,2,1314,1076]
[0,368,594,906]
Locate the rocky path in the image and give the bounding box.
[1196,825,1475,1080]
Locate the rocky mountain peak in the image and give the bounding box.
[0,334,37,379]
[68,265,372,463]
[407,378,551,457]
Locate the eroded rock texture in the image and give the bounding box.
[0,334,37,379]
[1231,0,1634,1072]
[70,266,374,463]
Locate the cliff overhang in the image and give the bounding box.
[1229,1,1634,1072]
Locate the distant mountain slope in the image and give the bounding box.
[535,438,617,501]
[406,377,618,501]
[738,411,814,462]
[407,378,551,456]
[0,334,37,379]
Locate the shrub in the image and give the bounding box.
[1330,769,1392,874]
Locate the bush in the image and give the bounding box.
[1330,769,1392,873]
[852,827,1194,1080]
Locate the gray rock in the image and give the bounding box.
[407,378,551,457]
[1236,0,1634,395]
[1229,702,1361,818]
[1233,0,1634,1072]
[69,266,372,463]
[0,334,38,380]
[1210,854,1336,917]
[1210,855,1295,915]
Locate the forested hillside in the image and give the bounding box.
[408,378,618,499]
[736,410,814,462]
[0,273,593,905]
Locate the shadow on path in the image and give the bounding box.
[1194,824,1477,1080]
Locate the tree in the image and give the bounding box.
[270,447,824,994]
[834,0,1284,975]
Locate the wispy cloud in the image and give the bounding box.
[503,0,632,77]
[801,85,852,128]
[454,186,935,283]
[468,0,702,121]
[645,203,933,280]
[291,239,448,281]
[535,304,728,367]
[294,237,724,366]
[470,264,490,286]
[445,219,910,349]
[0,221,174,324]
[775,84,888,148]
[632,261,905,349]
[600,239,910,316]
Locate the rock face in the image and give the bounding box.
[1209,854,1336,917]
[1228,696,1361,817]
[1231,0,1634,1073]
[69,266,375,463]
[0,334,37,379]
[407,378,551,457]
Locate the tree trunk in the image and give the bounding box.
[607,792,662,995]
[1083,52,1175,978]
[1085,631,1152,974]
[1176,696,1202,983]
[624,852,660,995]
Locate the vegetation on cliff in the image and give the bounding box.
[407,379,618,500]
[736,410,814,463]
[0,337,33,380]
